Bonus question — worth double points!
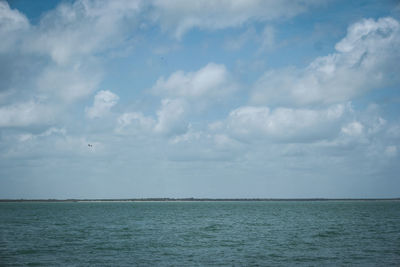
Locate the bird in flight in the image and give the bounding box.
[88,144,93,147]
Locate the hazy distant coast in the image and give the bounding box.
[1,198,399,202]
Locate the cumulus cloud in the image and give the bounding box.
[116,98,187,136]
[252,17,400,106]
[220,104,348,142]
[166,127,243,162]
[137,63,238,137]
[25,0,142,65]
[0,0,142,130]
[18,127,66,142]
[86,90,119,119]
[37,63,102,101]
[0,101,54,127]
[150,0,320,38]
[152,63,236,102]
[224,25,275,52]
[0,1,29,52]
[341,121,364,137]
[0,2,28,30]
[224,27,257,51]
[260,25,275,51]
[154,98,187,135]
[116,112,155,134]
[385,145,397,157]
[1,0,141,63]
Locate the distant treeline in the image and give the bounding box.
[0,198,399,202]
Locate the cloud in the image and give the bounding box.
[224,25,275,52]
[251,17,400,106]
[150,0,321,38]
[116,112,155,134]
[0,0,141,130]
[86,90,119,119]
[260,25,275,51]
[0,101,54,127]
[166,127,243,162]
[116,98,187,136]
[138,63,237,137]
[224,27,257,51]
[1,0,141,63]
[0,1,29,52]
[341,121,364,137]
[154,98,187,135]
[152,63,236,102]
[220,104,348,142]
[385,145,397,157]
[26,0,142,65]
[0,2,28,31]
[18,127,66,142]
[37,63,102,102]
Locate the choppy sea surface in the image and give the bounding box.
[1,201,399,266]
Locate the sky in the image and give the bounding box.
[1,0,400,199]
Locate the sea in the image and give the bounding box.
[1,200,399,266]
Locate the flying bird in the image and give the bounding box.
[88,144,93,147]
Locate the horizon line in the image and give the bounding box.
[1,197,400,202]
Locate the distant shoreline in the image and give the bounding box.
[0,198,399,202]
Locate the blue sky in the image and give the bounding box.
[1,0,399,199]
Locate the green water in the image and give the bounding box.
[1,201,399,266]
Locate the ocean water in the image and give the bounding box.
[1,201,399,266]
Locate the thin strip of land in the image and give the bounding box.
[0,198,399,202]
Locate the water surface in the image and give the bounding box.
[1,201,399,266]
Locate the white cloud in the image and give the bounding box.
[0,2,28,31]
[0,1,29,52]
[150,0,320,38]
[341,121,364,137]
[86,90,119,119]
[169,126,203,144]
[260,25,275,51]
[223,104,347,142]
[116,112,155,133]
[0,0,143,132]
[37,63,102,101]
[213,134,241,149]
[252,17,400,106]
[224,25,275,52]
[387,124,400,138]
[335,17,397,53]
[154,98,187,135]
[148,63,237,134]
[367,117,386,135]
[18,127,66,142]
[1,0,141,64]
[385,145,397,157]
[0,101,54,127]
[224,27,257,51]
[26,0,142,65]
[41,127,67,136]
[166,128,243,161]
[116,98,188,136]
[152,63,236,102]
